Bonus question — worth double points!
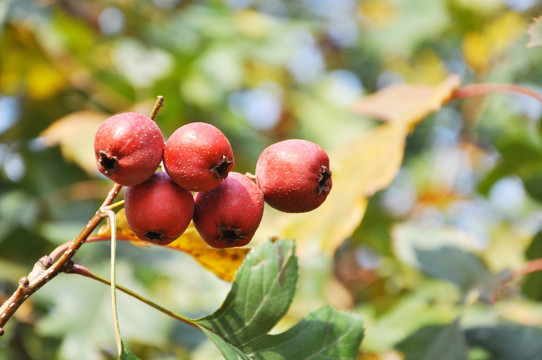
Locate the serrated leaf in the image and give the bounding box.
[196,239,298,344]
[527,16,542,48]
[197,240,364,359]
[200,329,251,360]
[204,307,364,360]
[244,306,364,360]
[465,323,542,360]
[95,209,249,281]
[39,111,107,175]
[120,341,141,360]
[395,318,467,360]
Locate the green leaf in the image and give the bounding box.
[0,0,11,36]
[199,329,251,360]
[465,323,542,360]
[119,341,141,360]
[415,247,490,290]
[196,239,364,359]
[477,138,542,197]
[196,239,298,344]
[523,231,542,300]
[245,306,364,360]
[395,318,467,360]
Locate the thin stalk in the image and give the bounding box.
[107,200,125,210]
[69,264,199,329]
[101,208,122,355]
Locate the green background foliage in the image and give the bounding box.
[2,0,542,359]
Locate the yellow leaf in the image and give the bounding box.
[462,32,490,73]
[462,11,526,73]
[166,224,250,282]
[358,0,399,29]
[383,50,449,85]
[259,76,461,256]
[96,209,248,282]
[485,11,526,56]
[97,208,140,239]
[40,111,107,175]
[234,9,270,38]
[26,62,67,100]
[349,75,460,127]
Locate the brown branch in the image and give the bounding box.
[451,83,542,103]
[48,234,137,263]
[0,183,122,336]
[511,258,542,278]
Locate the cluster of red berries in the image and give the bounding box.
[94,112,332,248]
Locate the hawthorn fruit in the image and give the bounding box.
[125,171,194,245]
[164,122,235,192]
[193,172,264,248]
[255,139,332,213]
[94,112,164,186]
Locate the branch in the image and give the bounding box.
[0,183,122,335]
[511,258,542,278]
[451,83,542,103]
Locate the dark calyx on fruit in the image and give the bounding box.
[218,226,246,244]
[98,150,118,173]
[317,165,332,195]
[210,155,234,179]
[144,230,164,241]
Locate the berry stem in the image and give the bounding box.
[149,96,164,121]
[108,200,125,210]
[101,207,122,356]
[68,264,200,329]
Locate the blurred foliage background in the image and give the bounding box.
[2,0,542,359]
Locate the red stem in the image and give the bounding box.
[452,83,542,103]
[511,258,542,278]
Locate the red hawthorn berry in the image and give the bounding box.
[124,171,194,245]
[193,172,264,248]
[255,139,332,213]
[94,112,164,186]
[163,122,235,192]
